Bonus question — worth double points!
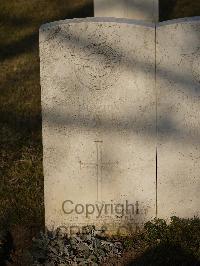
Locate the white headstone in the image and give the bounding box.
[94,0,159,22]
[157,18,200,219]
[40,18,156,234]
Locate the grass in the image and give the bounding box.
[0,0,200,264]
[0,1,93,264]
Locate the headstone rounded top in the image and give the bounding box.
[40,17,154,32]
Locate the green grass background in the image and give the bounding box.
[0,0,200,264]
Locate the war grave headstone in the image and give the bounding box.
[40,0,200,234]
[40,18,156,234]
[157,17,200,219]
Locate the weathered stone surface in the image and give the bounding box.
[157,18,200,219]
[40,18,156,234]
[94,0,159,22]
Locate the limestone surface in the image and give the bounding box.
[40,18,156,233]
[94,0,159,22]
[157,17,200,219]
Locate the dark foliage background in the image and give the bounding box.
[0,0,200,264]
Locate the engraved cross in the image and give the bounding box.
[80,141,119,201]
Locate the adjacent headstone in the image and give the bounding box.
[40,18,156,234]
[94,0,159,22]
[157,18,200,219]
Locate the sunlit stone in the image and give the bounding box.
[40,18,156,234]
[157,18,200,219]
[94,0,159,22]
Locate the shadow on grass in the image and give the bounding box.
[0,233,13,266]
[0,0,93,62]
[128,243,199,266]
[0,1,93,264]
[1,0,200,264]
[159,0,200,21]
